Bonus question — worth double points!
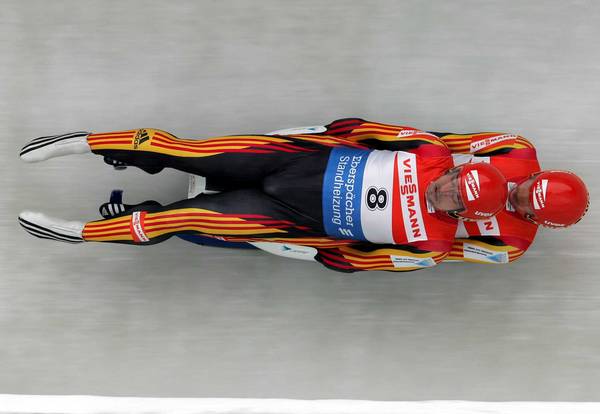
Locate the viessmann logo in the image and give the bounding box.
[131,211,149,242]
[464,170,481,201]
[533,179,548,210]
[470,134,516,152]
[397,153,427,242]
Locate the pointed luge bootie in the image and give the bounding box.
[18,211,84,243]
[20,132,91,162]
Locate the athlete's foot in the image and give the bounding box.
[20,132,91,162]
[18,211,84,243]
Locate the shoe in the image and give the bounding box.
[20,132,91,162]
[18,211,84,243]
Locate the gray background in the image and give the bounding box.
[1,0,600,401]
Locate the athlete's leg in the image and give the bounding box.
[19,188,326,245]
[20,128,339,186]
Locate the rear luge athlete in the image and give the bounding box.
[18,121,507,273]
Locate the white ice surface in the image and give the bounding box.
[1,395,600,414]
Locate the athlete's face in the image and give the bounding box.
[426,167,464,212]
[509,173,540,221]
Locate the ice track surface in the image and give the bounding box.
[2,0,600,403]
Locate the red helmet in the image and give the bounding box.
[528,171,589,228]
[455,163,507,220]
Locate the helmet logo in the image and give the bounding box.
[474,211,492,217]
[533,179,548,210]
[465,170,480,201]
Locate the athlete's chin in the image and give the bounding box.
[426,197,444,212]
[425,186,437,205]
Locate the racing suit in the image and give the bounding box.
[83,121,458,272]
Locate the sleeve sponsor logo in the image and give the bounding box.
[398,129,417,137]
[532,179,548,210]
[130,211,149,243]
[469,134,517,153]
[390,255,436,268]
[463,242,509,263]
[398,129,439,139]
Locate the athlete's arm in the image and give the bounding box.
[443,236,527,264]
[314,243,448,273]
[275,118,449,152]
[272,119,535,155]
